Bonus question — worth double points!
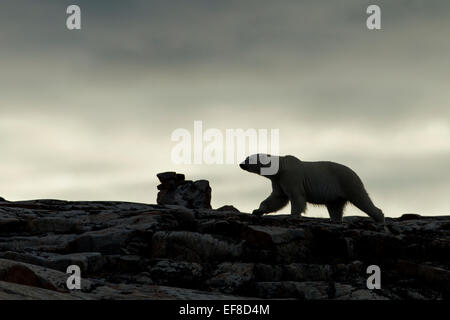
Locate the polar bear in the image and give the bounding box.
[239,154,385,224]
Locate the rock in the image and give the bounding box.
[283,263,332,281]
[162,205,196,229]
[254,264,283,281]
[0,251,104,274]
[207,263,254,294]
[396,260,450,289]
[0,281,83,300]
[0,258,95,292]
[103,255,145,273]
[243,225,308,263]
[156,172,211,209]
[195,209,248,220]
[0,234,79,252]
[0,263,58,291]
[157,172,184,183]
[197,220,246,238]
[66,227,134,254]
[348,230,403,261]
[217,205,240,212]
[332,261,365,281]
[88,283,254,300]
[152,231,244,262]
[26,217,87,234]
[399,214,423,221]
[0,217,24,233]
[0,183,447,299]
[334,283,388,300]
[308,225,354,261]
[150,260,203,287]
[255,281,330,299]
[132,272,153,285]
[244,225,306,246]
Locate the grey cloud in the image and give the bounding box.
[0,1,449,215]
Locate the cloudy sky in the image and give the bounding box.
[1,0,449,217]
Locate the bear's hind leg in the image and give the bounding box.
[327,200,347,223]
[290,196,306,217]
[350,193,385,224]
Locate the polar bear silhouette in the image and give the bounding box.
[240,154,385,224]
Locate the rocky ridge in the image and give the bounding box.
[0,186,448,300]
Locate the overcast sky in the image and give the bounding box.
[1,0,449,217]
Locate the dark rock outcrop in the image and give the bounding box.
[0,178,448,299]
[156,172,211,209]
[217,205,240,212]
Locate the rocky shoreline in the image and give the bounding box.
[0,194,448,300]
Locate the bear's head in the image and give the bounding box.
[239,153,280,177]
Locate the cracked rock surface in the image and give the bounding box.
[0,198,448,299]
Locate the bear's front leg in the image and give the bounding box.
[252,201,278,216]
[252,192,289,216]
[252,208,265,216]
